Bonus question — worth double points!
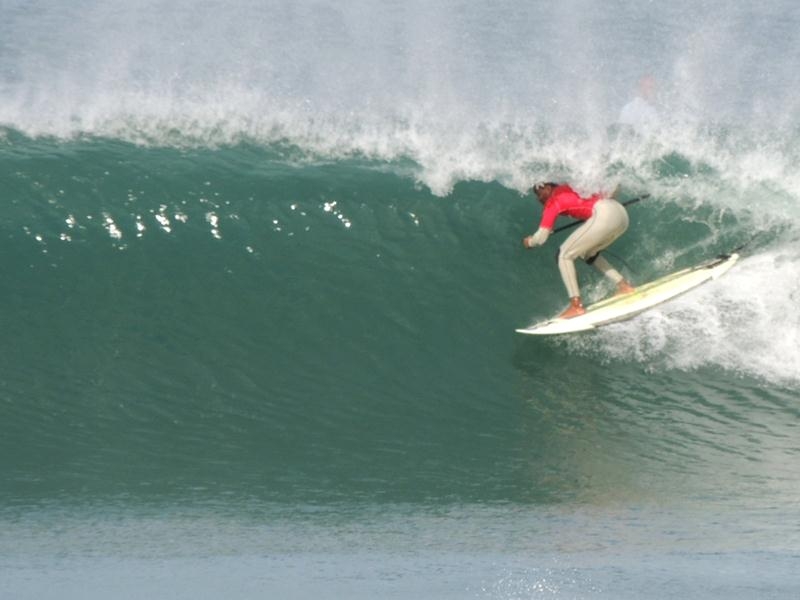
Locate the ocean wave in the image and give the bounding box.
[0,133,797,390]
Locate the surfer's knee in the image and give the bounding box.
[558,243,582,263]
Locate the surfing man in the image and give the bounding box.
[523,182,635,319]
[618,75,659,133]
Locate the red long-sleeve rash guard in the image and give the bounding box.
[539,185,601,230]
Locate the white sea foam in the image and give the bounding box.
[2,0,800,197]
[570,244,800,386]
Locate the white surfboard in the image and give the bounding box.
[516,252,740,335]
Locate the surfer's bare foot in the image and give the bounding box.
[616,280,635,295]
[559,297,585,319]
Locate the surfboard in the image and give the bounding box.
[516,252,740,335]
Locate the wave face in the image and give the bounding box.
[0,0,799,514]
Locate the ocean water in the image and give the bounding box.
[1,1,799,598]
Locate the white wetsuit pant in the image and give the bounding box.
[558,199,629,298]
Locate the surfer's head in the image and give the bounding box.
[532,182,557,204]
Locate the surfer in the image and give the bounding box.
[523,182,635,319]
[618,75,659,133]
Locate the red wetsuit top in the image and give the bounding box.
[539,184,602,230]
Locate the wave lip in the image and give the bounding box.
[4,0,800,196]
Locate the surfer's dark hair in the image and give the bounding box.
[533,182,559,192]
